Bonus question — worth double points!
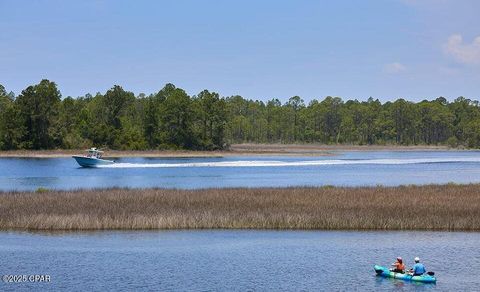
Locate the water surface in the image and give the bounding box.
[0,230,478,291]
[1,151,480,191]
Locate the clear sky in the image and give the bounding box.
[1,0,479,102]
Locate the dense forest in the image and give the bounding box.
[1,79,480,150]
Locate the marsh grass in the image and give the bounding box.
[0,184,479,231]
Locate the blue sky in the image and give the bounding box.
[1,0,479,102]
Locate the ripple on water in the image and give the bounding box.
[0,230,479,291]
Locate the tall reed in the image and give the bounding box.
[0,184,479,231]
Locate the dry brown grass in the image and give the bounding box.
[0,184,479,231]
[0,149,225,158]
[0,143,455,158]
[229,143,453,153]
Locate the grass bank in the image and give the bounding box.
[1,184,479,231]
[0,143,458,158]
[0,149,226,158]
[230,143,454,153]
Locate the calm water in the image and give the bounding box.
[2,152,480,291]
[0,230,478,291]
[1,151,480,191]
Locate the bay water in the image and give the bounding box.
[1,151,480,191]
[2,151,480,291]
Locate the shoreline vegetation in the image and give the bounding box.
[0,143,459,158]
[1,184,479,231]
[3,81,480,153]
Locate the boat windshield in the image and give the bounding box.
[86,149,103,159]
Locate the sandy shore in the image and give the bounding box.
[1,184,478,231]
[0,143,460,158]
[230,143,456,153]
[0,149,226,158]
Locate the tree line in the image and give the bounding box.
[1,79,480,150]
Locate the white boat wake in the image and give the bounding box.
[98,157,480,168]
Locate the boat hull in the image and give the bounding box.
[72,156,114,168]
[374,265,436,283]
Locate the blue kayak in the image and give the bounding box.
[374,265,436,283]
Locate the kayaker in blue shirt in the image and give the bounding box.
[410,257,426,276]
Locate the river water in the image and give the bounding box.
[2,151,480,291]
[0,230,478,291]
[1,151,480,191]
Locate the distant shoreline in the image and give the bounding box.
[0,143,467,158]
[1,184,478,231]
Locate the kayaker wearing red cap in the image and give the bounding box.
[391,257,406,273]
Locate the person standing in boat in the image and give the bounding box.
[391,257,405,273]
[409,257,426,276]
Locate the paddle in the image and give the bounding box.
[407,270,435,277]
